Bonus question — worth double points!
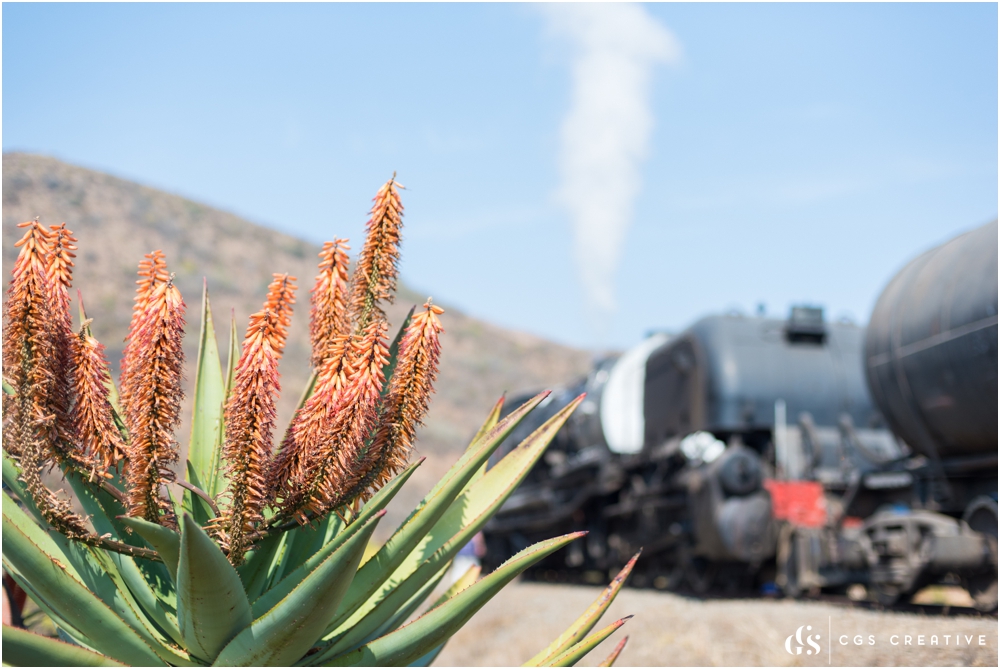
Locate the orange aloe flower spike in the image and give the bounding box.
[310,238,351,367]
[281,318,388,519]
[45,223,82,462]
[45,223,77,333]
[71,320,127,481]
[119,251,169,413]
[347,176,403,333]
[266,332,352,507]
[219,276,296,563]
[346,300,444,502]
[262,273,297,354]
[120,254,186,527]
[2,221,90,537]
[4,220,59,460]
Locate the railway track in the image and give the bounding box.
[809,593,997,619]
[520,569,997,618]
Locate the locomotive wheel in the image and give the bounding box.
[966,576,998,613]
[776,525,801,598]
[671,544,715,595]
[963,537,998,612]
[684,557,717,595]
[663,563,687,592]
[869,581,903,607]
[963,496,998,612]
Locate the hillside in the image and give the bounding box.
[2,152,592,530]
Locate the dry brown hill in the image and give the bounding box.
[2,152,591,532]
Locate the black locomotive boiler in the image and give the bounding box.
[482,221,998,610]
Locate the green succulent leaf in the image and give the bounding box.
[342,394,583,636]
[213,510,384,667]
[313,395,583,663]
[250,511,369,618]
[216,310,240,498]
[266,519,318,588]
[299,511,346,569]
[427,390,551,502]
[182,463,218,527]
[2,490,82,580]
[323,391,553,636]
[4,563,93,643]
[1,453,24,495]
[383,564,480,667]
[224,311,239,398]
[461,394,505,492]
[188,282,227,498]
[257,457,422,612]
[2,523,84,639]
[322,532,585,667]
[543,617,632,667]
[2,624,127,667]
[525,551,640,666]
[62,470,145,553]
[2,378,15,395]
[66,477,176,611]
[2,489,165,652]
[426,563,481,613]
[119,516,182,582]
[237,531,284,601]
[370,561,452,641]
[469,394,505,449]
[2,494,166,666]
[408,641,446,667]
[176,513,252,662]
[2,453,46,526]
[66,474,184,648]
[313,561,452,661]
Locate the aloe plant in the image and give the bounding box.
[1,178,635,666]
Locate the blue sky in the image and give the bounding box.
[3,2,997,351]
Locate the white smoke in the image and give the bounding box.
[544,4,680,332]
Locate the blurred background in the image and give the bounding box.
[3,4,998,665]
[4,2,996,351]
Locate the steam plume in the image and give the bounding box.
[545,4,679,331]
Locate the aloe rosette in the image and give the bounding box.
[1,178,635,666]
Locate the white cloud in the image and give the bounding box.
[544,3,679,331]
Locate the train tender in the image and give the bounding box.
[482,221,997,610]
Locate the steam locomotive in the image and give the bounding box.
[482,221,998,611]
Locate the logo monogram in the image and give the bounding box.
[785,625,822,655]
